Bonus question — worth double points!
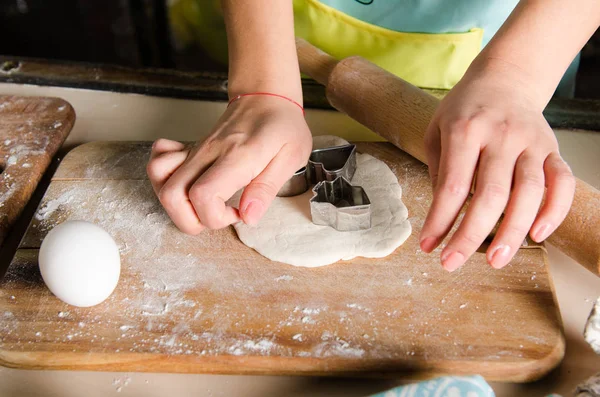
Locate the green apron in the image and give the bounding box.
[169,0,578,95]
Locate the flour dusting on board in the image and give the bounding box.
[0,143,552,369]
[6,180,379,359]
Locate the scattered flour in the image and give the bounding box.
[17,180,374,360]
[112,376,132,393]
[0,142,542,367]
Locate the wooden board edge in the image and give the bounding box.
[49,97,76,129]
[0,343,565,382]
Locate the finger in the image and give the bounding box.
[530,152,575,242]
[157,148,218,235]
[240,147,307,225]
[150,139,186,160]
[419,122,480,253]
[487,152,545,268]
[188,151,263,230]
[157,185,205,235]
[441,148,516,272]
[147,150,189,195]
[424,122,442,190]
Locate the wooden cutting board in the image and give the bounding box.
[0,141,563,382]
[0,95,74,247]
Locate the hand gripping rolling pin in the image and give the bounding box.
[295,38,600,276]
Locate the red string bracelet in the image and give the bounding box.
[227,92,305,116]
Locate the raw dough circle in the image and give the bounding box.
[232,136,412,267]
[39,220,121,307]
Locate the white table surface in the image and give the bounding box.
[0,83,599,397]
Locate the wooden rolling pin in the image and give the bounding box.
[296,38,600,276]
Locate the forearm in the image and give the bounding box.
[222,0,302,103]
[470,0,600,106]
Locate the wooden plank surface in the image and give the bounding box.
[0,141,563,381]
[0,95,74,247]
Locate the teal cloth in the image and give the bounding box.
[318,0,518,47]
[368,376,495,397]
[318,0,578,98]
[367,376,566,397]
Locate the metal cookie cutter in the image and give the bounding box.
[277,167,308,197]
[306,144,357,184]
[277,143,357,197]
[310,176,371,231]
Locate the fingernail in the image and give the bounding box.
[533,224,551,242]
[242,200,264,225]
[420,237,437,253]
[441,251,465,272]
[490,244,511,269]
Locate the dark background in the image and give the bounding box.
[1,0,598,98]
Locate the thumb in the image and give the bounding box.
[240,152,304,226]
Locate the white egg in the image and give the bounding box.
[39,220,121,307]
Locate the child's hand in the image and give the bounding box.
[147,95,312,234]
[420,60,575,271]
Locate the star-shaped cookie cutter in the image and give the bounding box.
[276,144,372,231]
[310,176,371,231]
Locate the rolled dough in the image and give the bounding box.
[231,136,412,267]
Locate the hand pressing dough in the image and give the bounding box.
[231,136,411,267]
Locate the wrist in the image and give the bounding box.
[466,54,552,111]
[227,75,303,105]
[228,92,305,115]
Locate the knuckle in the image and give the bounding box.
[477,182,509,201]
[554,171,575,187]
[151,138,168,151]
[447,116,484,139]
[220,130,249,148]
[187,186,228,229]
[438,179,471,197]
[157,185,179,210]
[519,172,545,191]
[503,222,531,239]
[188,184,213,206]
[250,180,280,198]
[146,159,159,178]
[495,119,512,136]
[447,118,470,133]
[458,229,487,247]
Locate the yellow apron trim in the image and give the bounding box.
[294,0,484,89]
